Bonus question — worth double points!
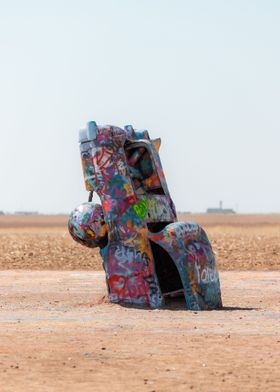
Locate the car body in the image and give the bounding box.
[69,121,222,310]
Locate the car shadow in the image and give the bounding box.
[219,306,258,311]
[118,297,258,311]
[163,303,258,311]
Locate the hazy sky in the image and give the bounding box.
[0,0,279,213]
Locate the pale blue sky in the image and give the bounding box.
[0,0,279,213]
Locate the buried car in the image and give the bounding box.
[69,121,222,310]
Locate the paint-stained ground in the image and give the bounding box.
[0,270,279,392]
[0,215,279,391]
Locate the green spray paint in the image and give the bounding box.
[133,199,148,219]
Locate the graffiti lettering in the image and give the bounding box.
[115,246,141,263]
[143,274,162,307]
[195,263,219,284]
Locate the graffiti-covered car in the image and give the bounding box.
[69,121,223,310]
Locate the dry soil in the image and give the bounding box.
[0,214,279,391]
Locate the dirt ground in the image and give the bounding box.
[0,214,279,391]
[0,270,279,392]
[0,214,279,270]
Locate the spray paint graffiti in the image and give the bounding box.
[132,199,148,219]
[69,121,222,310]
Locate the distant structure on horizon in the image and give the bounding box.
[0,211,4,215]
[14,211,39,215]
[206,201,235,214]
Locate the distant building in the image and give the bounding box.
[206,201,235,214]
[14,211,39,215]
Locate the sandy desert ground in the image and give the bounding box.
[0,213,279,270]
[0,214,279,391]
